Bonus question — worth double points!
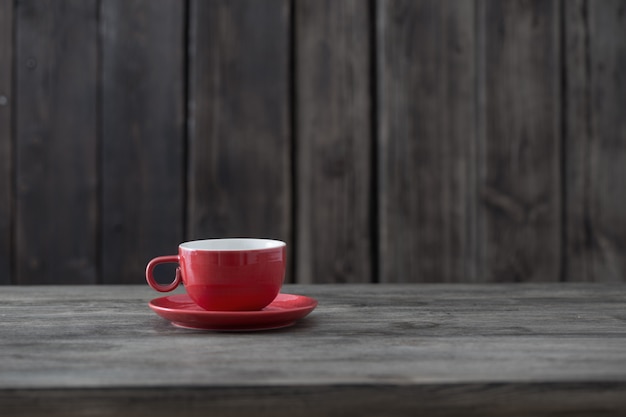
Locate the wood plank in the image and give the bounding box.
[4,384,626,417]
[0,284,625,387]
[187,1,291,249]
[565,0,626,282]
[478,0,561,282]
[101,0,185,284]
[14,0,98,284]
[377,0,477,282]
[0,0,13,284]
[564,0,590,282]
[1,284,626,416]
[295,0,372,283]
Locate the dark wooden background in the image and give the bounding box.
[0,0,625,285]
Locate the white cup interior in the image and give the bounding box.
[179,238,285,251]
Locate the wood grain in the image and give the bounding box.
[295,0,372,283]
[3,384,626,417]
[478,0,561,282]
[0,0,13,284]
[565,0,626,282]
[14,0,99,284]
[101,0,185,283]
[2,1,626,285]
[1,284,626,416]
[378,0,477,282]
[187,0,291,246]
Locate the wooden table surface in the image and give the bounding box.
[1,284,626,416]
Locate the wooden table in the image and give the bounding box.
[1,284,626,416]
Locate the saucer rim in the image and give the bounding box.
[170,320,298,332]
[149,293,318,316]
[148,293,317,331]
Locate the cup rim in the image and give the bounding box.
[179,238,286,252]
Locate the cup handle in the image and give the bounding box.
[145,255,181,292]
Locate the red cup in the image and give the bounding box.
[146,238,286,311]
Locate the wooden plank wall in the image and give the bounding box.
[565,0,626,282]
[15,1,99,284]
[378,0,477,283]
[187,0,291,243]
[100,0,185,284]
[296,0,372,283]
[0,0,12,284]
[0,0,624,285]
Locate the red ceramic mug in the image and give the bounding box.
[146,238,286,311]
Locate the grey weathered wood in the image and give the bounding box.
[564,0,589,282]
[378,0,477,282]
[478,0,561,282]
[565,0,626,282]
[0,0,13,284]
[4,384,626,417]
[1,284,626,416]
[296,0,372,283]
[101,0,185,284]
[14,0,99,284]
[187,0,291,246]
[3,1,626,286]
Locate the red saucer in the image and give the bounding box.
[149,293,317,331]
